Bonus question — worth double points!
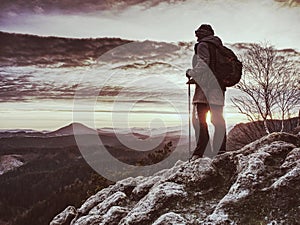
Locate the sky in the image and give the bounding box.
[0,0,299,49]
[0,0,299,131]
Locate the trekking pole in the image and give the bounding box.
[188,77,191,162]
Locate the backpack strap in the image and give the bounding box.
[201,41,226,91]
[200,41,217,74]
[194,42,199,55]
[194,41,215,68]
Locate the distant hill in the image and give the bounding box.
[48,122,97,136]
[0,122,181,153]
[227,117,299,151]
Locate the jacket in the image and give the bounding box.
[188,35,225,106]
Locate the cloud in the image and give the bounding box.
[0,71,171,102]
[1,0,299,17]
[0,0,299,49]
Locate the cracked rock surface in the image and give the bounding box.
[50,133,300,225]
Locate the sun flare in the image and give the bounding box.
[206,111,211,124]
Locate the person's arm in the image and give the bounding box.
[196,42,210,65]
[186,42,210,80]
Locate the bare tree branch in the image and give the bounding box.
[231,42,300,133]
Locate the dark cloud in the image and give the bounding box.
[0,31,131,67]
[0,72,126,102]
[0,0,185,19]
[1,0,298,18]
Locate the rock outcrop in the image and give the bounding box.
[50,132,300,225]
[0,154,24,175]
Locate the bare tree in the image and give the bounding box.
[275,67,300,131]
[232,43,300,133]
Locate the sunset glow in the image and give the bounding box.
[0,0,298,131]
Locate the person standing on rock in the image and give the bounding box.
[186,24,227,159]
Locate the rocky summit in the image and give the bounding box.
[50,132,300,225]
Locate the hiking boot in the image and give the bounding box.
[217,150,226,155]
[190,154,202,161]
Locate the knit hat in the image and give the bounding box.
[195,24,214,36]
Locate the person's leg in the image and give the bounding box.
[193,103,210,157]
[192,104,200,144]
[210,105,226,154]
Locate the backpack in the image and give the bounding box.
[197,41,243,87]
